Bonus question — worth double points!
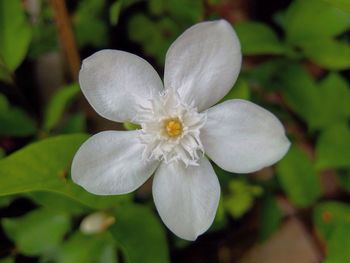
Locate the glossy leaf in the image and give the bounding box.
[0,134,129,209]
[27,192,88,216]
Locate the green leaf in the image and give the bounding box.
[314,202,350,263]
[0,257,14,263]
[323,0,350,12]
[0,58,13,84]
[0,0,32,71]
[284,0,350,43]
[27,191,87,215]
[323,223,350,263]
[223,179,263,218]
[28,2,58,59]
[43,83,80,132]
[220,78,250,102]
[0,196,12,207]
[61,113,87,134]
[301,39,350,70]
[0,94,36,137]
[109,1,122,25]
[259,195,282,241]
[73,0,108,48]
[0,134,129,209]
[235,22,285,55]
[0,147,5,159]
[316,73,350,128]
[128,15,179,65]
[316,123,350,170]
[314,201,350,240]
[337,169,350,194]
[168,0,203,22]
[0,93,9,110]
[276,146,321,207]
[2,208,70,256]
[280,70,350,129]
[149,0,167,15]
[278,64,322,129]
[58,232,117,263]
[109,204,169,263]
[246,59,287,90]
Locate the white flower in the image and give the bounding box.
[72,20,290,241]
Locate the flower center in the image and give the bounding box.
[164,118,182,137]
[137,89,206,166]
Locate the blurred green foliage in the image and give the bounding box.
[0,0,350,262]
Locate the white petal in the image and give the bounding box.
[164,20,241,111]
[79,50,163,123]
[152,157,220,241]
[71,131,159,195]
[201,100,291,173]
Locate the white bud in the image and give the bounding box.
[80,212,115,234]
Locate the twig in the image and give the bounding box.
[50,0,80,81]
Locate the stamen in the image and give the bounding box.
[138,89,206,166]
[164,118,182,137]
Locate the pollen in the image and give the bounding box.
[164,118,182,137]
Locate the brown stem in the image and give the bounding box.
[50,0,80,81]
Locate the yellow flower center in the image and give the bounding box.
[164,118,182,137]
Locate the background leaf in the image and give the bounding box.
[109,204,170,263]
[57,232,117,263]
[235,22,285,55]
[301,39,350,70]
[323,0,350,12]
[284,0,350,43]
[2,208,70,256]
[43,83,80,132]
[276,146,321,207]
[314,202,350,263]
[0,94,36,137]
[316,123,350,170]
[0,0,32,71]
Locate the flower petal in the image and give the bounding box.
[201,100,291,173]
[79,50,163,123]
[164,20,241,111]
[152,157,220,241]
[71,130,159,195]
